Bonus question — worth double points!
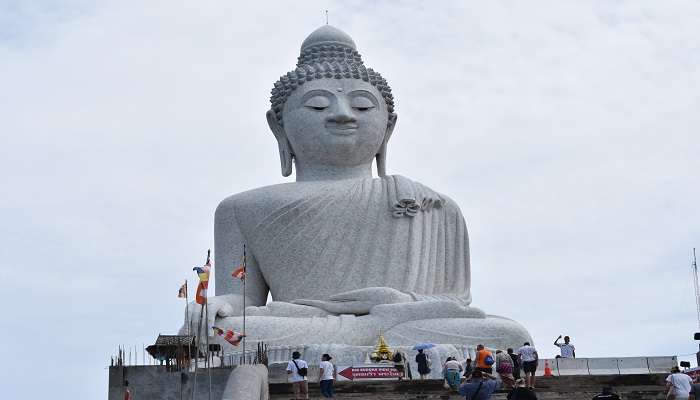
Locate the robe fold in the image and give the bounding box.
[233,175,472,304]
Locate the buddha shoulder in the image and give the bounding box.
[215,183,290,219]
[215,182,337,225]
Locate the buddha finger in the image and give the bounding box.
[291,298,331,309]
[329,287,412,303]
[324,300,375,315]
[327,288,376,301]
[293,298,374,315]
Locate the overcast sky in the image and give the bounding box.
[2,1,699,398]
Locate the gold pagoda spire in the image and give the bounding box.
[370,330,394,363]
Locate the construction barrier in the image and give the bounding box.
[617,357,650,374]
[647,356,678,373]
[556,357,590,375]
[587,358,620,375]
[530,356,678,376]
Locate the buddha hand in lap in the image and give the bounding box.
[180,25,531,350]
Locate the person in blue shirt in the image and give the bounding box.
[458,370,501,400]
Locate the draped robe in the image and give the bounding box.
[231,175,472,304]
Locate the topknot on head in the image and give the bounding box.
[300,25,356,51]
[270,25,395,125]
[297,25,363,71]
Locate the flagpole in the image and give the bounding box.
[185,279,191,370]
[205,249,212,400]
[192,294,205,400]
[242,244,247,364]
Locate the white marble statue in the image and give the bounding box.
[182,25,532,351]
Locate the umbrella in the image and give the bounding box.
[412,342,436,350]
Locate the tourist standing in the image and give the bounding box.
[553,335,576,358]
[318,353,335,398]
[443,356,462,391]
[393,351,406,381]
[666,366,693,400]
[495,350,516,388]
[517,342,538,389]
[508,348,521,380]
[507,379,538,400]
[415,349,431,379]
[475,344,495,374]
[286,351,309,400]
[591,386,620,399]
[458,370,501,399]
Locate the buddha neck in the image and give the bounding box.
[294,160,374,182]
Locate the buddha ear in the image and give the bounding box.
[376,112,397,177]
[266,109,293,177]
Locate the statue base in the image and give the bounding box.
[265,343,471,382]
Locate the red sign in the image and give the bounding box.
[338,366,402,381]
[685,367,700,380]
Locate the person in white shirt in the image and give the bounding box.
[287,351,309,400]
[517,342,539,389]
[318,353,336,398]
[554,335,576,358]
[666,366,693,400]
[443,356,463,391]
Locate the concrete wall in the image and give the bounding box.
[108,366,232,400]
[268,374,669,400]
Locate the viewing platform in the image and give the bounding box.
[109,364,675,400]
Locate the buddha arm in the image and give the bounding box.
[408,292,472,305]
[214,196,269,308]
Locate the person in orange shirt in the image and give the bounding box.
[475,344,495,374]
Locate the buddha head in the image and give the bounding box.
[267,25,397,179]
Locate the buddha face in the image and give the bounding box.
[281,78,390,168]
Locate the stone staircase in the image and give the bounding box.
[269,374,669,400]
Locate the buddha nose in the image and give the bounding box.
[328,100,357,123]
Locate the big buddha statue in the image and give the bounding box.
[183,25,531,353]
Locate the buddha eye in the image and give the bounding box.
[351,96,376,111]
[304,96,330,111]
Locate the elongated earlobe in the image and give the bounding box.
[266,109,294,177]
[376,113,397,177]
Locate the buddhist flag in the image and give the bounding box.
[223,330,246,346]
[193,258,211,304]
[213,326,246,346]
[177,281,187,298]
[232,265,246,281]
[193,265,210,283]
[195,281,208,305]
